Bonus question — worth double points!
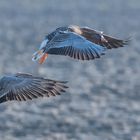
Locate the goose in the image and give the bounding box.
[32,25,129,64]
[0,73,68,104]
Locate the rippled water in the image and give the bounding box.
[0,0,140,140]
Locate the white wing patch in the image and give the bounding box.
[39,39,49,50]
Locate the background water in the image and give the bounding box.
[0,0,140,140]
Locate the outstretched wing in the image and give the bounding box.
[47,31,106,60]
[0,73,68,103]
[69,25,129,49]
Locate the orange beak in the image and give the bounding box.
[39,53,48,64]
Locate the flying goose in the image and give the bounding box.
[0,73,68,104]
[32,25,129,64]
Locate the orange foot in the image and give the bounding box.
[39,53,48,64]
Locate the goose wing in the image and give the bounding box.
[47,31,106,60]
[0,73,68,103]
[69,25,129,49]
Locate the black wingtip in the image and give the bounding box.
[122,36,131,46]
[57,81,69,89]
[61,85,69,89]
[58,81,69,84]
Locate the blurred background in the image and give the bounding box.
[0,0,140,140]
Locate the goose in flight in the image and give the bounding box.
[32,25,129,64]
[0,73,68,104]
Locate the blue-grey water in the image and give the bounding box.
[0,0,140,140]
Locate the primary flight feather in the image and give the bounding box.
[0,73,68,103]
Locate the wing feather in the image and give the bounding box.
[0,73,68,103]
[75,26,129,49]
[47,32,105,60]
